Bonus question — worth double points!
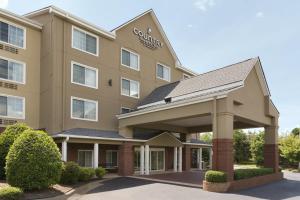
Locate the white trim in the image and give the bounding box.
[156,62,171,82]
[0,55,26,85]
[105,150,119,168]
[71,61,98,89]
[0,18,27,49]
[78,150,94,168]
[120,47,140,71]
[70,96,98,122]
[52,134,147,142]
[71,25,99,56]
[0,93,25,119]
[121,77,140,99]
[183,142,212,147]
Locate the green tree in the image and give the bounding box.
[291,128,300,136]
[279,134,300,167]
[250,131,265,165]
[200,132,212,144]
[233,130,250,163]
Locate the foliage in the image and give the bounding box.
[205,170,227,183]
[78,167,95,182]
[291,128,300,136]
[199,132,212,144]
[0,186,23,200]
[234,168,273,180]
[233,130,251,163]
[5,130,62,190]
[202,148,210,163]
[279,134,300,167]
[95,167,107,178]
[250,131,265,165]
[0,123,30,179]
[60,162,81,185]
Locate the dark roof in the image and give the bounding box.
[133,128,163,140]
[56,128,124,139]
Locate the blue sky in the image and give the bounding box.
[1,0,299,133]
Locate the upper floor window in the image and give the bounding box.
[0,21,25,48]
[0,57,25,84]
[0,94,25,119]
[121,48,139,70]
[71,96,98,121]
[71,61,98,89]
[157,63,170,82]
[121,78,139,98]
[72,26,98,56]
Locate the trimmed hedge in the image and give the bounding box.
[95,167,106,179]
[0,123,30,179]
[234,168,274,180]
[60,162,81,185]
[0,186,23,200]
[205,170,227,183]
[6,130,63,190]
[78,167,95,182]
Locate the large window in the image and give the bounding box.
[0,94,25,119]
[0,57,25,84]
[71,97,98,121]
[121,78,139,98]
[78,150,93,167]
[157,63,170,82]
[71,61,98,89]
[106,150,118,168]
[121,48,139,70]
[0,21,25,48]
[72,26,98,56]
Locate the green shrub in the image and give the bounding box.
[78,167,95,182]
[60,162,81,185]
[0,186,23,200]
[5,130,63,190]
[0,123,30,179]
[95,167,106,179]
[234,168,273,180]
[205,170,227,183]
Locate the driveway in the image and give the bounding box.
[72,172,300,200]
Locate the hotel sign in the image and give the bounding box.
[133,27,163,50]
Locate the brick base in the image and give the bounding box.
[264,144,279,173]
[118,142,134,176]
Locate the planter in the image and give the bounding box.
[203,181,230,193]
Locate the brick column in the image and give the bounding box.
[264,125,279,173]
[118,142,134,176]
[183,146,191,171]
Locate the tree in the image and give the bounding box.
[199,132,212,144]
[233,130,250,163]
[250,131,265,165]
[291,128,300,137]
[279,134,300,167]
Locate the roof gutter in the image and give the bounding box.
[52,134,147,142]
[182,142,212,147]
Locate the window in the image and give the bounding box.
[157,63,170,82]
[121,78,140,98]
[71,97,98,121]
[78,150,93,167]
[71,61,98,88]
[0,94,25,119]
[0,57,25,84]
[106,150,118,168]
[120,107,132,114]
[134,148,140,171]
[0,21,25,48]
[72,26,98,56]
[121,48,139,70]
[183,74,191,79]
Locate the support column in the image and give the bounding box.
[93,143,99,169]
[140,146,145,175]
[118,142,134,176]
[173,147,178,172]
[62,140,67,162]
[178,146,182,172]
[198,148,203,170]
[264,125,279,173]
[182,146,190,171]
[145,145,150,175]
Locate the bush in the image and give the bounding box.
[234,168,273,180]
[60,162,81,185]
[0,123,30,179]
[78,167,95,182]
[279,135,300,167]
[95,167,106,179]
[250,131,265,165]
[205,170,227,183]
[6,130,62,190]
[0,186,23,200]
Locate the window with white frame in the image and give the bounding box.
[78,150,93,167]
[0,21,25,48]
[0,94,24,119]
[121,48,139,70]
[106,150,118,168]
[121,78,139,98]
[72,26,98,55]
[71,61,97,88]
[157,63,170,82]
[0,57,25,84]
[71,97,98,121]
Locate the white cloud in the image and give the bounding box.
[187,24,193,28]
[256,11,264,18]
[194,0,216,12]
[0,0,8,9]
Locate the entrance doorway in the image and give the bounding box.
[191,148,198,168]
[150,148,165,172]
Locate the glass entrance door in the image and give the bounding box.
[191,148,198,168]
[150,149,165,171]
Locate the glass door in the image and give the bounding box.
[150,148,165,172]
